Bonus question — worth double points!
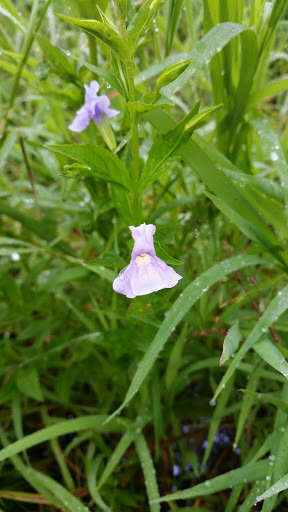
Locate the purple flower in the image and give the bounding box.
[69,80,119,132]
[113,223,182,299]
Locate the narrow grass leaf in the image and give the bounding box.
[152,460,269,502]
[253,338,288,378]
[0,416,127,462]
[135,434,160,512]
[25,468,89,512]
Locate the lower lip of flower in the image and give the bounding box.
[135,253,151,266]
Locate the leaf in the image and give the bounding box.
[241,390,288,415]
[0,0,26,32]
[212,286,288,403]
[127,0,163,47]
[255,472,288,504]
[16,367,43,402]
[179,138,285,266]
[45,144,131,190]
[127,101,170,113]
[98,412,150,489]
[161,22,254,97]
[105,255,265,423]
[25,468,89,512]
[248,76,288,107]
[219,320,242,366]
[57,14,129,60]
[152,460,269,503]
[165,324,187,391]
[202,375,235,466]
[154,240,182,266]
[253,338,288,379]
[234,364,262,449]
[0,416,127,462]
[87,455,111,512]
[155,59,191,93]
[165,0,185,56]
[0,200,73,256]
[37,35,77,81]
[135,434,160,512]
[140,104,222,191]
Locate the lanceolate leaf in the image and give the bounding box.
[56,15,129,60]
[45,144,131,190]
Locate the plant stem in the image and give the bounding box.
[126,58,140,183]
[125,57,142,222]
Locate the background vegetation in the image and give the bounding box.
[1,0,288,510]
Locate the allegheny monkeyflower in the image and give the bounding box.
[69,80,119,132]
[113,224,182,298]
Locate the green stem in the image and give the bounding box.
[88,35,98,66]
[126,56,142,223]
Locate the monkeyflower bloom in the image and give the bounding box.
[113,223,182,298]
[69,80,119,132]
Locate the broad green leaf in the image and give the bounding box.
[219,320,242,366]
[212,286,288,402]
[180,138,285,265]
[105,255,265,422]
[161,22,254,97]
[0,416,127,462]
[45,144,131,190]
[152,460,269,503]
[57,14,129,60]
[207,192,281,256]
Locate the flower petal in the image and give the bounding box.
[112,265,136,299]
[68,106,90,132]
[130,257,182,296]
[84,80,100,103]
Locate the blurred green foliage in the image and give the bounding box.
[1,0,288,510]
